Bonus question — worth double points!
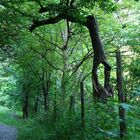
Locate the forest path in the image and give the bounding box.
[0,124,17,140]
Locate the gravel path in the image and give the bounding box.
[0,124,17,140]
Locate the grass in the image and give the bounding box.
[0,106,140,140]
[0,106,48,140]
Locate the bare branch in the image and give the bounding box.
[71,49,93,74]
[82,72,92,81]
[35,32,62,50]
[30,47,63,72]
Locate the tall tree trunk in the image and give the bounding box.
[69,73,77,113]
[22,91,29,119]
[61,23,69,105]
[116,50,126,138]
[34,96,39,115]
[80,81,85,128]
[42,68,50,112]
[53,91,57,121]
[61,70,67,104]
[42,80,50,112]
[85,16,111,100]
[69,95,75,113]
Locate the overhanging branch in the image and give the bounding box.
[29,14,63,32]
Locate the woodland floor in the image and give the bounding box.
[0,124,17,140]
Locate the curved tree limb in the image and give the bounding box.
[29,14,63,32]
[29,5,112,100]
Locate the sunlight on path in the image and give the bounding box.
[0,124,17,140]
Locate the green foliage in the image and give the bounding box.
[129,58,140,78]
[0,0,139,140]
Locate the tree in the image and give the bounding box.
[29,0,116,100]
[116,50,126,137]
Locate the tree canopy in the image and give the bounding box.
[0,0,140,140]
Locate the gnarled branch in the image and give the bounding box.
[29,14,63,32]
[29,5,112,100]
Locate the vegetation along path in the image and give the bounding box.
[0,124,17,140]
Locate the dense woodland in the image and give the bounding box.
[0,0,140,140]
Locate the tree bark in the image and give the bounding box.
[42,68,50,112]
[61,24,69,105]
[42,82,49,112]
[85,16,111,100]
[53,82,58,121]
[116,50,126,138]
[22,90,29,119]
[80,81,85,128]
[34,96,39,115]
[69,95,75,113]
